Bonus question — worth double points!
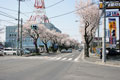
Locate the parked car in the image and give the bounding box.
[61,49,67,53]
[22,49,30,54]
[78,48,83,52]
[61,49,72,53]
[3,48,17,55]
[67,49,72,53]
[107,48,120,56]
[100,48,120,59]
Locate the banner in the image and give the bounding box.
[108,18,117,44]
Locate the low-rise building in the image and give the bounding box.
[5,23,61,50]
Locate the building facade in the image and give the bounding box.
[5,23,61,49]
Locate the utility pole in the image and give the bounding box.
[102,0,106,63]
[20,18,23,56]
[17,0,25,55]
[17,0,20,55]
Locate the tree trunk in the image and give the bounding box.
[85,43,89,57]
[44,43,49,53]
[34,40,39,54]
[52,43,55,52]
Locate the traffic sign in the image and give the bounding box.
[106,11,120,17]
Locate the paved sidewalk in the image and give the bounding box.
[83,53,120,67]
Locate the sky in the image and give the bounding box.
[0,0,83,42]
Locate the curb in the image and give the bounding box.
[81,52,120,68]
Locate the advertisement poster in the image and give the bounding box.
[108,18,117,44]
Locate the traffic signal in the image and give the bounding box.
[31,25,38,30]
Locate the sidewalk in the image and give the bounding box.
[83,53,120,67]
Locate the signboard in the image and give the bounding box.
[106,11,120,17]
[100,0,120,1]
[108,18,117,44]
[99,2,120,9]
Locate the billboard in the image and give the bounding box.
[108,18,117,44]
[100,0,120,1]
[99,2,120,9]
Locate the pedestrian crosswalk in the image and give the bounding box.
[44,56,79,62]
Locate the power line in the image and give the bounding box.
[0,11,17,19]
[22,0,65,13]
[0,6,29,18]
[46,0,64,9]
[49,2,95,19]
[0,19,17,24]
[0,7,17,12]
[0,13,17,20]
[24,1,34,11]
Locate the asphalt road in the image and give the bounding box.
[0,50,120,80]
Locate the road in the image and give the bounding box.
[0,50,120,80]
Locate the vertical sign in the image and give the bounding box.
[108,18,117,44]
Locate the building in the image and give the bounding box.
[0,42,4,50]
[5,23,61,49]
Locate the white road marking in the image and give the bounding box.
[61,58,67,60]
[56,57,62,60]
[68,58,72,61]
[74,53,82,62]
[50,57,57,59]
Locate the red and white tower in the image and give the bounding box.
[29,0,49,23]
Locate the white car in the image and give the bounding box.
[3,48,17,55]
[0,50,4,56]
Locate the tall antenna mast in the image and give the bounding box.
[29,0,49,23]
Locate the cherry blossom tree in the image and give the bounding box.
[46,30,59,52]
[39,28,51,53]
[57,33,70,50]
[23,21,45,54]
[76,0,100,57]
